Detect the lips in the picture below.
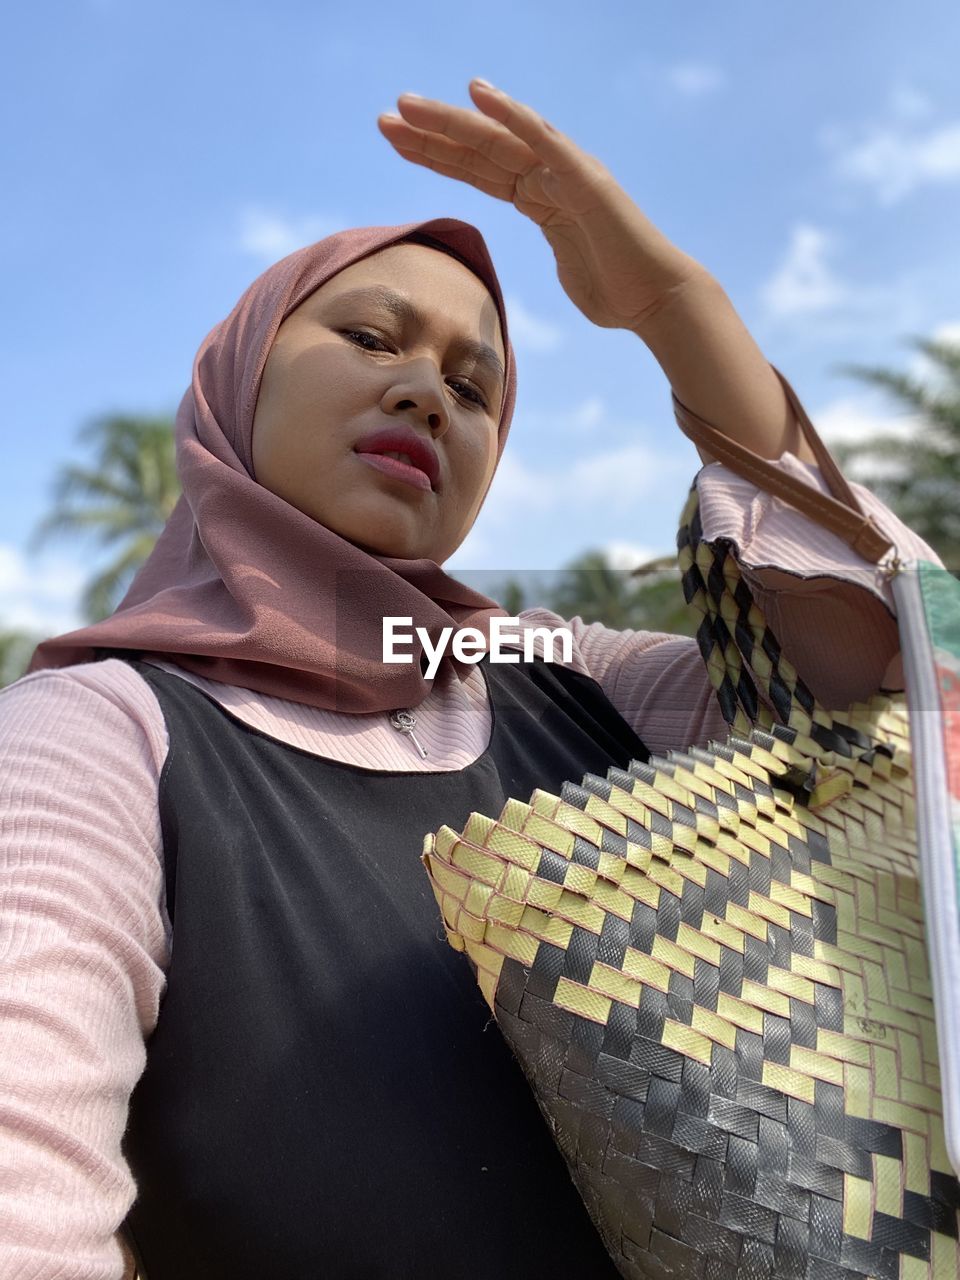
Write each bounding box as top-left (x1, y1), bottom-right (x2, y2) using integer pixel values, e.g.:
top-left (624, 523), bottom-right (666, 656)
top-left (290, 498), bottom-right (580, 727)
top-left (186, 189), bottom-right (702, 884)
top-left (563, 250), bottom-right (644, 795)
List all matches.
top-left (354, 425), bottom-right (440, 490)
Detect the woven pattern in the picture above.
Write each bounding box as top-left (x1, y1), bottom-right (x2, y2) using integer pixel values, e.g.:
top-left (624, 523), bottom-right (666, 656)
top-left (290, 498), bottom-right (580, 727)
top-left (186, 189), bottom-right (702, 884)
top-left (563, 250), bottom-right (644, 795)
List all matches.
top-left (421, 487), bottom-right (960, 1279)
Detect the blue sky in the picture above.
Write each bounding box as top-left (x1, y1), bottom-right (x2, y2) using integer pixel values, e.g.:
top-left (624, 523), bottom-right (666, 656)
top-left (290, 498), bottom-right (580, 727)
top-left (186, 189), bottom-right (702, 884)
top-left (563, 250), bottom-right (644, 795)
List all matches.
top-left (4, 0), bottom-right (959, 638)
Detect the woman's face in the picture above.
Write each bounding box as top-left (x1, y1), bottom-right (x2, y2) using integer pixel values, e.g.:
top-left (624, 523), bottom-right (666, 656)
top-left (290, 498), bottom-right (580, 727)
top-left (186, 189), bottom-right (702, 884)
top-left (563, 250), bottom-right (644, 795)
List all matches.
top-left (251, 242), bottom-right (507, 563)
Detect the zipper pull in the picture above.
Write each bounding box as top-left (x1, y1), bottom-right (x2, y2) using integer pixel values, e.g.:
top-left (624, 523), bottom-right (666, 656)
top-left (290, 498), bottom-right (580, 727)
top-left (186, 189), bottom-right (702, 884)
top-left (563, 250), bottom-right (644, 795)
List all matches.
top-left (389, 709), bottom-right (428, 758)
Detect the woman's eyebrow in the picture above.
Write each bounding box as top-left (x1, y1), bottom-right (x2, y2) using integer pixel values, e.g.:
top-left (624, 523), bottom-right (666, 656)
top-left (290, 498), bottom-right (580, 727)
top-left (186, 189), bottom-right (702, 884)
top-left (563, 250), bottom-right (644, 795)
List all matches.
top-left (328, 285), bottom-right (506, 389)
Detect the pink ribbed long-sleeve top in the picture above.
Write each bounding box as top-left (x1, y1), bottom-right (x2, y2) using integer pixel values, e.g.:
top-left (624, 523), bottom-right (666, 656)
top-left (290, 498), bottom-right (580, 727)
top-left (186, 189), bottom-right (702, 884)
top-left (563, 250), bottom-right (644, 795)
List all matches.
top-left (0, 454), bottom-right (942, 1280)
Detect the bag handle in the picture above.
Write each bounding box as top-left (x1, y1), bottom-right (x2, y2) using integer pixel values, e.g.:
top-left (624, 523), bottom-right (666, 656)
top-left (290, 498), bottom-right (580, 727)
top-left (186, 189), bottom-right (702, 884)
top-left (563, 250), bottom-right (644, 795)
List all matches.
top-left (671, 363), bottom-right (894, 565)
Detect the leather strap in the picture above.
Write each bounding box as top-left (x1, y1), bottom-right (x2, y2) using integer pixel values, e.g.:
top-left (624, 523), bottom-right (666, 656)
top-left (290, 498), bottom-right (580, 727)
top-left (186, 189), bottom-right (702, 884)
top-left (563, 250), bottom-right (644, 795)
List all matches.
top-left (671, 363), bottom-right (894, 564)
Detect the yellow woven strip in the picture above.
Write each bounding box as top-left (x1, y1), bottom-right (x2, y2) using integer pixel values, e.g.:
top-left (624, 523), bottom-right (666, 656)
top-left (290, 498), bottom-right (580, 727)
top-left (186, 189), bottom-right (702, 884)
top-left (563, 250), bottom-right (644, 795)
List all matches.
top-left (725, 903), bottom-right (768, 942)
top-left (500, 862), bottom-right (531, 902)
top-left (527, 879), bottom-right (563, 912)
top-left (873, 1153), bottom-right (903, 1217)
top-left (746, 891), bottom-right (792, 930)
top-left (900, 1256), bottom-right (929, 1280)
top-left (429, 827), bottom-right (457, 861)
top-left (835, 929), bottom-right (885, 963)
top-left (768, 881), bottom-right (813, 917)
top-left (588, 961), bottom-right (644, 1008)
top-left (716, 993), bottom-right (765, 1034)
top-left (899, 1033), bottom-right (925, 1082)
top-left (462, 812), bottom-right (497, 845)
top-left (676, 922), bottom-right (721, 967)
top-left (652, 934), bottom-right (697, 979)
top-left (485, 825), bottom-right (540, 870)
top-left (872, 1097), bottom-right (930, 1136)
top-left (597, 849), bottom-right (629, 881)
top-left (844, 1064), bottom-right (872, 1119)
top-left (590, 880), bottom-right (635, 921)
top-left (603, 784), bottom-right (653, 826)
top-left (621, 867), bottom-right (661, 909)
top-left (453, 910), bottom-right (486, 943)
top-left (867, 1002), bottom-right (922, 1034)
top-left (738, 828), bottom-right (773, 860)
top-left (546, 799), bottom-right (603, 844)
top-left (662, 1019), bottom-right (714, 1066)
top-left (843, 1174), bottom-right (874, 1240)
top-left (902, 1129), bottom-right (930, 1194)
top-left (622, 947), bottom-right (672, 992)
top-left (646, 861), bottom-right (686, 898)
top-left (792, 955), bottom-right (842, 988)
top-left (932, 1228), bottom-right (960, 1280)
top-left (486, 894), bottom-right (526, 928)
top-left (476, 965), bottom-right (497, 1011)
top-left (900, 1080), bottom-right (943, 1112)
top-left (691, 1005), bottom-right (737, 1049)
top-left (555, 890), bottom-right (606, 933)
top-left (554, 977), bottom-right (611, 1025)
top-left (690, 842), bottom-right (731, 877)
top-left (699, 913), bottom-right (746, 953)
top-left (563, 863), bottom-right (599, 896)
top-left (789, 1045), bottom-right (844, 1086)
top-left (519, 905), bottom-right (574, 948)
top-left (465, 881), bottom-right (494, 916)
top-left (428, 857), bottom-right (473, 902)
top-left (524, 813), bottom-right (574, 859)
top-left (766, 966), bottom-right (815, 1005)
top-left (873, 1046), bottom-right (899, 1099)
top-left (816, 1028), bottom-right (872, 1066)
top-left (815, 941), bottom-right (869, 974)
top-left (462, 938), bottom-right (505, 979)
top-left (484, 922), bottom-right (540, 966)
top-left (451, 842), bottom-right (505, 887)
top-left (741, 979), bottom-right (790, 1018)
top-left (584, 793), bottom-right (627, 835)
top-left (497, 797), bottom-right (530, 833)
top-left (762, 1062), bottom-right (815, 1104)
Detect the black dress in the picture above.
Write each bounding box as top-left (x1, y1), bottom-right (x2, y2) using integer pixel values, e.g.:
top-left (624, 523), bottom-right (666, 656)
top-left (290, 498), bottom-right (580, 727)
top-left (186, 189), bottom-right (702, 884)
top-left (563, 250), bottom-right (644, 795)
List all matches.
top-left (117, 653), bottom-right (651, 1278)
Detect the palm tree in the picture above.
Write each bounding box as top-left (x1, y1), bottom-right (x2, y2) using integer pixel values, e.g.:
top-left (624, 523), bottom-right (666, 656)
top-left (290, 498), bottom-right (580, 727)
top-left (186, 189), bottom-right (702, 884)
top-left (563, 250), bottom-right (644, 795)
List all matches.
top-left (0, 628), bottom-right (44, 689)
top-left (28, 414), bottom-right (180, 622)
top-left (830, 336), bottom-right (960, 572)
top-left (544, 549), bottom-right (696, 635)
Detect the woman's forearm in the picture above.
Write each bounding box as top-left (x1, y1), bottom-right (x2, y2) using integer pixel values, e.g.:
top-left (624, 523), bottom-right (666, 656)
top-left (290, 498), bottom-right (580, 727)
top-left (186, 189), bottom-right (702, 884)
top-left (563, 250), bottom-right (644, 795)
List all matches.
top-left (633, 271), bottom-right (819, 466)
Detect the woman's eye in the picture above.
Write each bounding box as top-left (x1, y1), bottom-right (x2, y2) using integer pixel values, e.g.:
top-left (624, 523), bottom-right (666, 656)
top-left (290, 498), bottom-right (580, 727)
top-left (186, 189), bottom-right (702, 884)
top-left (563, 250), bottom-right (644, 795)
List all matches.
top-left (343, 329), bottom-right (388, 351)
top-left (343, 331), bottom-right (487, 410)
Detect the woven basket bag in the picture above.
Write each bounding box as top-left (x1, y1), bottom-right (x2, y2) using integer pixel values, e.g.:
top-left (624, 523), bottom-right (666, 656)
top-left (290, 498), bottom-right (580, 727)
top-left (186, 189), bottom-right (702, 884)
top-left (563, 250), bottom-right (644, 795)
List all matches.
top-left (421, 371), bottom-right (960, 1280)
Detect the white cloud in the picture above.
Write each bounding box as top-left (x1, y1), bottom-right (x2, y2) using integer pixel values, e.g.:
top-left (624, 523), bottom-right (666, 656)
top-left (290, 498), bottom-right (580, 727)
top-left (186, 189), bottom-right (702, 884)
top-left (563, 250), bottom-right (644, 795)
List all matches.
top-left (237, 207), bottom-right (347, 262)
top-left (814, 396), bottom-right (918, 447)
top-left (759, 224), bottom-right (850, 318)
top-left (502, 295), bottom-right (564, 352)
top-left (0, 545), bottom-right (86, 638)
top-left (824, 103), bottom-right (960, 205)
top-left (665, 63), bottom-right (726, 98)
top-left (602, 541), bottom-right (661, 571)
top-left (907, 319), bottom-right (960, 384)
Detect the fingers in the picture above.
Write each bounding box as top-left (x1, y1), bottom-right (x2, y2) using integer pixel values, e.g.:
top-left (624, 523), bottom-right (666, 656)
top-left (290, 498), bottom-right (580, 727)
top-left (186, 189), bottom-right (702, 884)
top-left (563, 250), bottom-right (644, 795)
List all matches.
top-left (467, 80), bottom-right (577, 175)
top-left (376, 113), bottom-right (517, 203)
top-left (390, 91), bottom-right (535, 175)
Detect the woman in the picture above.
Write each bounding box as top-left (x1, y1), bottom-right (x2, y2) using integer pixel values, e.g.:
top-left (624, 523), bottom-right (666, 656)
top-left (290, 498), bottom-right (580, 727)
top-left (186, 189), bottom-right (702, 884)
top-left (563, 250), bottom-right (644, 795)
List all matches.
top-left (0, 82), bottom-right (937, 1278)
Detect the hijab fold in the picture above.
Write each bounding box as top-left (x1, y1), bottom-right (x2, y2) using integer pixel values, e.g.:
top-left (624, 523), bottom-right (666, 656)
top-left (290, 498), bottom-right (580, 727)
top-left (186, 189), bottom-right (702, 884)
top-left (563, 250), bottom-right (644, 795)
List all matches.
top-left (25, 217), bottom-right (518, 713)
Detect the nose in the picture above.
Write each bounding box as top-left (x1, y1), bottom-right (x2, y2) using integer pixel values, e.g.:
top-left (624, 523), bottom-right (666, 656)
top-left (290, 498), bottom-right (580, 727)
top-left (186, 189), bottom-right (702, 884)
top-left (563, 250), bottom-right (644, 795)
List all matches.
top-left (380, 358), bottom-right (450, 437)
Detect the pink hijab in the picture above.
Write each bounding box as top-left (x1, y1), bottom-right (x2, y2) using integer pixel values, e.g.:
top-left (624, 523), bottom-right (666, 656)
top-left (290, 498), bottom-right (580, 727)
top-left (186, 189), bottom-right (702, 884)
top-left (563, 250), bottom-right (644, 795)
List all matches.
top-left (25, 217), bottom-right (518, 713)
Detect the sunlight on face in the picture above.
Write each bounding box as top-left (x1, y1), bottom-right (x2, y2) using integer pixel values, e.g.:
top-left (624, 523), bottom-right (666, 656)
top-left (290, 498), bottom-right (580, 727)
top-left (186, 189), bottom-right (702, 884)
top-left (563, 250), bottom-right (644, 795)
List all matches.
top-left (251, 242), bottom-right (507, 563)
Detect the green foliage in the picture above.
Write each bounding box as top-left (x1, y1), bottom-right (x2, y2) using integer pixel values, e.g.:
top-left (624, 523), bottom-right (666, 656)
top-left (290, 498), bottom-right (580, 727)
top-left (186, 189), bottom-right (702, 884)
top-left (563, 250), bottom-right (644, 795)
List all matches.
top-left (28, 413), bottom-right (180, 623)
top-left (830, 336), bottom-right (960, 573)
top-left (540, 549), bottom-right (696, 636)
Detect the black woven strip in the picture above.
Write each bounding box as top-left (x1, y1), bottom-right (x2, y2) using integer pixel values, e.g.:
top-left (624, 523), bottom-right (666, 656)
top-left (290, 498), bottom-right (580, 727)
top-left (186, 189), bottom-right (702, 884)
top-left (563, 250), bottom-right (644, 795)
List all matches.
top-left (756, 1115), bottom-right (789, 1176)
top-left (734, 1028), bottom-right (764, 1082)
top-left (526, 940), bottom-right (565, 1001)
top-left (816, 1080), bottom-right (846, 1135)
top-left (574, 832), bottom-right (604, 868)
top-left (767, 922), bottom-right (792, 970)
top-left (536, 846), bottom-right (569, 884)
top-left (774, 1213), bottom-right (809, 1279)
top-left (595, 1051), bottom-right (650, 1100)
top-left (655, 888), bottom-right (682, 943)
top-left (749, 855), bottom-right (773, 896)
top-left (679, 1056), bottom-right (712, 1118)
top-left (737, 1236), bottom-right (776, 1279)
top-left (815, 1133), bottom-right (872, 1179)
top-left (630, 1034), bottom-right (685, 1083)
top-left (785, 1153), bottom-right (844, 1200)
top-left (672, 1112), bottom-right (729, 1161)
top-left (789, 909), bottom-right (815, 959)
top-left (786, 1096), bottom-right (817, 1160)
top-left (712, 1045), bottom-right (739, 1100)
top-left (839, 1236), bottom-right (898, 1280)
top-left (736, 1079), bottom-right (788, 1125)
top-left (681, 879), bottom-right (706, 929)
top-left (719, 946), bottom-right (745, 997)
top-left (869, 1210), bottom-right (931, 1260)
top-left (789, 999), bottom-right (818, 1049)
top-left (629, 901), bottom-right (658, 956)
top-left (843, 1115), bottom-right (903, 1159)
top-left (693, 956), bottom-right (720, 1012)
top-left (902, 1187), bottom-right (960, 1236)
top-left (811, 899), bottom-right (839, 946)
top-left (727, 859), bottom-right (750, 908)
top-left (809, 1193), bottom-right (845, 1256)
top-left (931, 1168), bottom-right (960, 1209)
top-left (718, 1191), bottom-right (778, 1245)
top-left (743, 936), bottom-right (770, 986)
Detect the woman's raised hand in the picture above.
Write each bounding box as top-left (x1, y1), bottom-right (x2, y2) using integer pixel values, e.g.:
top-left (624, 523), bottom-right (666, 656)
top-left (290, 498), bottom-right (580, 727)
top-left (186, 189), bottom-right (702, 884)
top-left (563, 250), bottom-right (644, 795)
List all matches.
top-left (377, 79), bottom-right (709, 334)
